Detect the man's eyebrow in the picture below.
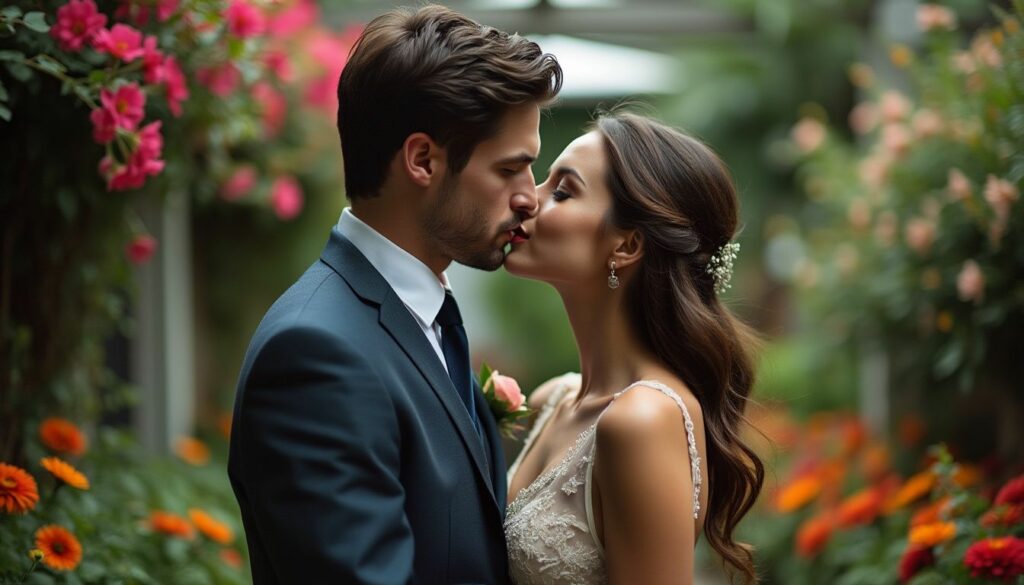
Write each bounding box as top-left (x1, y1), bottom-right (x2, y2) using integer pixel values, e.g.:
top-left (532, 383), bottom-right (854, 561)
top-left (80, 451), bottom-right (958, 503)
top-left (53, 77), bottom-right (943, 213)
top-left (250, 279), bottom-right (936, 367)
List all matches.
top-left (547, 165), bottom-right (587, 187)
top-left (495, 153), bottom-right (537, 166)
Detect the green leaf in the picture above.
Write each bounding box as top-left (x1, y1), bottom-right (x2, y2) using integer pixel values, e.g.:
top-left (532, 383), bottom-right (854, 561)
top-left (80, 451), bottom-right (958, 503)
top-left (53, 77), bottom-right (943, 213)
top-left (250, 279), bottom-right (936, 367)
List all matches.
top-left (0, 6), bottom-right (22, 20)
top-left (0, 104), bottom-right (9, 122)
top-left (933, 338), bottom-right (963, 379)
top-left (0, 49), bottom-right (25, 62)
top-left (22, 12), bottom-right (49, 33)
top-left (3, 61), bottom-right (30, 82)
top-left (0, 77), bottom-right (7, 100)
top-left (34, 54), bottom-right (66, 75)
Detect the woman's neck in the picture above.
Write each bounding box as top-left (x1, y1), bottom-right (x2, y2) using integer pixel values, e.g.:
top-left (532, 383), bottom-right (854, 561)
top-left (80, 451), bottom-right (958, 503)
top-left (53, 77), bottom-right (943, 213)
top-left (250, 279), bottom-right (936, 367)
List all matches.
top-left (557, 284), bottom-right (664, 401)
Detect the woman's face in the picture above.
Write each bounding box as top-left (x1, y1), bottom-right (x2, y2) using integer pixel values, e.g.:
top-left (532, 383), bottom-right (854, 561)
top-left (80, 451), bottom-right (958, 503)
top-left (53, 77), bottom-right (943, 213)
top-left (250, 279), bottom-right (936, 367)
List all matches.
top-left (504, 130), bottom-right (620, 287)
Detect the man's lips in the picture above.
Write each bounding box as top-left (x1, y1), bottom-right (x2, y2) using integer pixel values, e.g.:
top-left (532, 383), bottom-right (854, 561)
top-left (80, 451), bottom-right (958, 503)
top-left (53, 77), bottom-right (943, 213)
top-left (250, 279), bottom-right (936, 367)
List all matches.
top-left (509, 225), bottom-right (530, 244)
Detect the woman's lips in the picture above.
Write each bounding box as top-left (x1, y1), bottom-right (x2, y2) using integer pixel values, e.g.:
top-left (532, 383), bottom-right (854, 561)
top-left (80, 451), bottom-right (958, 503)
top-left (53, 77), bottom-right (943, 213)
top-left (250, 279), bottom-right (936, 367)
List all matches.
top-left (510, 226), bottom-right (530, 244)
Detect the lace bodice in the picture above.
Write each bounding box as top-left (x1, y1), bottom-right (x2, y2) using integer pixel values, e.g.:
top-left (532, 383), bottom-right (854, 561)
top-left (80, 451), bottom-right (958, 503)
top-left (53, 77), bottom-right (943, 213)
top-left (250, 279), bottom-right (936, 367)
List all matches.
top-left (504, 373), bottom-right (703, 585)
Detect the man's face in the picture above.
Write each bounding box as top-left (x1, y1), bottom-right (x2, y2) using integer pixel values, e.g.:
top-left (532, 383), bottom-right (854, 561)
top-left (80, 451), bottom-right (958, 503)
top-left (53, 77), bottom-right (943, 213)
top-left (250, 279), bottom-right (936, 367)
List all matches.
top-left (423, 103), bottom-right (541, 271)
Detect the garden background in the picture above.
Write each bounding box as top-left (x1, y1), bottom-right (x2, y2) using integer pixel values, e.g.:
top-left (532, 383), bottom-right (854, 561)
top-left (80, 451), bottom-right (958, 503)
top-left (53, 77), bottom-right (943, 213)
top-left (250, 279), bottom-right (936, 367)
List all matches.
top-left (1, 0), bottom-right (1022, 582)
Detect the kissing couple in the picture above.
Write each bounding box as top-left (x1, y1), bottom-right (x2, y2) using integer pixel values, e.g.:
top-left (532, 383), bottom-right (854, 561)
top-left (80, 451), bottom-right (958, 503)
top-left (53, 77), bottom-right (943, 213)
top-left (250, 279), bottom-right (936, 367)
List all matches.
top-left (228, 5), bottom-right (765, 584)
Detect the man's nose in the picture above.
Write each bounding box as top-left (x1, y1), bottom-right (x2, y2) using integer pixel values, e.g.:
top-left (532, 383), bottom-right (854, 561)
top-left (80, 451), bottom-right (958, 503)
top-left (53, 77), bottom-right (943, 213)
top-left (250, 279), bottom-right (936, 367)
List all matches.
top-left (511, 176), bottom-right (540, 218)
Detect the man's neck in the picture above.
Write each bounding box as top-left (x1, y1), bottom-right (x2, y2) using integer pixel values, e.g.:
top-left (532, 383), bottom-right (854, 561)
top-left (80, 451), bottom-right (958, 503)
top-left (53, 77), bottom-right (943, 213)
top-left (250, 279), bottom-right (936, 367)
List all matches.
top-left (349, 201), bottom-right (451, 277)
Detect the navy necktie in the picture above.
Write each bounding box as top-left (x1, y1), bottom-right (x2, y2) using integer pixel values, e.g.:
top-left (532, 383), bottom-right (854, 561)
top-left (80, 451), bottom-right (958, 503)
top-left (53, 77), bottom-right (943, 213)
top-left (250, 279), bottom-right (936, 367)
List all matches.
top-left (436, 291), bottom-right (480, 434)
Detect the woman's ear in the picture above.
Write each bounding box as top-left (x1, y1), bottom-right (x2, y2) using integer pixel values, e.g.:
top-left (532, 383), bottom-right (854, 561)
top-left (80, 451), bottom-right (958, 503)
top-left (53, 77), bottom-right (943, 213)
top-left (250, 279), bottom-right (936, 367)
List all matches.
top-left (610, 230), bottom-right (644, 270)
top-left (401, 133), bottom-right (445, 188)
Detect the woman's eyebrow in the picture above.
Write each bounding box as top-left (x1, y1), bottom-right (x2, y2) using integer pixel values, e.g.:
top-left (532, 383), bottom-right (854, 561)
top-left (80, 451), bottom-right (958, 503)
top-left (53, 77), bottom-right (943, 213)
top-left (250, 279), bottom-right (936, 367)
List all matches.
top-left (547, 165), bottom-right (586, 187)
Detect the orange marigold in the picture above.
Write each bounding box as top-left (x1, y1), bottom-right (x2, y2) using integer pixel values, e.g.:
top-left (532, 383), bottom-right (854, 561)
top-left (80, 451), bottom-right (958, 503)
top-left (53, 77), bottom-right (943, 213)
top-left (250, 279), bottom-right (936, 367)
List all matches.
top-left (189, 508), bottom-right (234, 544)
top-left (911, 497), bottom-right (951, 528)
top-left (34, 525), bottom-right (82, 571)
top-left (0, 462), bottom-right (39, 514)
top-left (909, 521), bottom-right (957, 548)
top-left (39, 418), bottom-right (87, 456)
top-left (963, 537), bottom-right (1024, 581)
top-left (149, 510), bottom-right (195, 539)
top-left (175, 437), bottom-right (210, 466)
top-left (837, 487), bottom-right (883, 528)
top-left (953, 464), bottom-right (983, 488)
top-left (40, 457), bottom-right (89, 490)
top-left (796, 513), bottom-right (833, 558)
top-left (776, 475), bottom-right (822, 513)
top-left (885, 471), bottom-right (936, 513)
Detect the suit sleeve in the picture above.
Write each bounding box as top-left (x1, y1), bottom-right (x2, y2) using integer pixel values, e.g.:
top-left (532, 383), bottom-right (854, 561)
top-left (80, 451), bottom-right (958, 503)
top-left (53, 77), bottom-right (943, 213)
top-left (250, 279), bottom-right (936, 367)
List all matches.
top-left (235, 325), bottom-right (413, 584)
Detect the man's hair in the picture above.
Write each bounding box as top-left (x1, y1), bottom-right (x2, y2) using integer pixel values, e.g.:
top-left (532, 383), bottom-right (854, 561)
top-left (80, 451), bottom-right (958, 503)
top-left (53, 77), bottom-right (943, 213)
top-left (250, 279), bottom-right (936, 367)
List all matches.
top-left (336, 5), bottom-right (563, 199)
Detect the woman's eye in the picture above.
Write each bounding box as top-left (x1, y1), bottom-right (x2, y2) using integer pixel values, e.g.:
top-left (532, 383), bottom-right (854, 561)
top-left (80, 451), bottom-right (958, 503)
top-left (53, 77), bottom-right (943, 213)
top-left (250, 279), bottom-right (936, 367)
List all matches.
top-left (551, 188), bottom-right (570, 202)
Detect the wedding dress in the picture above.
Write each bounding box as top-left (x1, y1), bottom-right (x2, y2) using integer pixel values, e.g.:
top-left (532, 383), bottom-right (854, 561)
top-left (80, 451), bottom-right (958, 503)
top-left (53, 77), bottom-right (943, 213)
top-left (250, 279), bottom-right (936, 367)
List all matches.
top-left (504, 373), bottom-right (703, 585)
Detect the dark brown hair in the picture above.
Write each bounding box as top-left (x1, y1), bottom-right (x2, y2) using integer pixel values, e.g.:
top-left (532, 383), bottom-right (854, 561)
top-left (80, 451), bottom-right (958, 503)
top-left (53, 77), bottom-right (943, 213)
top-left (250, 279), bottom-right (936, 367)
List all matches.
top-left (595, 112), bottom-right (765, 583)
top-left (336, 5), bottom-right (563, 199)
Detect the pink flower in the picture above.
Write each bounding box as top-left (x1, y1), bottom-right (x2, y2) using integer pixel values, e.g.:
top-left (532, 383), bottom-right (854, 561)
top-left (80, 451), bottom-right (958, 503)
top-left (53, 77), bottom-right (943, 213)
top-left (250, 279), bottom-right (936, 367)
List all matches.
top-left (847, 198), bottom-right (871, 231)
top-left (904, 218), bottom-right (936, 255)
top-left (882, 124), bottom-right (912, 157)
top-left (880, 91), bottom-right (911, 122)
top-left (225, 0), bottom-right (266, 38)
top-left (957, 260), bottom-right (985, 304)
top-left (303, 75), bottom-right (337, 113)
top-left (984, 175), bottom-right (1020, 219)
top-left (952, 51), bottom-right (976, 74)
top-left (859, 154), bottom-right (891, 189)
top-left (99, 121), bottom-right (165, 191)
top-left (948, 169), bottom-right (972, 201)
top-left (912, 109), bottom-right (944, 139)
top-left (90, 106), bottom-right (118, 143)
top-left (791, 118), bottom-right (826, 153)
top-left (971, 36), bottom-right (1002, 68)
top-left (221, 166), bottom-right (257, 201)
top-left (270, 176), bottom-right (303, 220)
top-left (101, 83), bottom-right (146, 130)
top-left (126, 234), bottom-right (158, 264)
top-left (142, 36), bottom-right (165, 84)
top-left (492, 374), bottom-right (525, 412)
top-left (849, 102), bottom-right (879, 135)
top-left (92, 24), bottom-right (146, 62)
top-left (50, 0), bottom-right (107, 52)
top-left (252, 82), bottom-right (287, 137)
top-left (916, 4), bottom-right (957, 31)
top-left (263, 50), bottom-right (293, 82)
top-left (266, 0), bottom-right (318, 39)
top-left (196, 63), bottom-right (240, 98)
top-left (162, 56), bottom-right (188, 116)
top-left (156, 0), bottom-right (179, 21)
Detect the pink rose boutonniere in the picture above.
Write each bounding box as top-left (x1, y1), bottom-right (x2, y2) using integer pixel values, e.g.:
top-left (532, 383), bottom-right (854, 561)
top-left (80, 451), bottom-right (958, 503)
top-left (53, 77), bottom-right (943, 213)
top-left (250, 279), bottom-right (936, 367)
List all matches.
top-left (479, 364), bottom-right (531, 438)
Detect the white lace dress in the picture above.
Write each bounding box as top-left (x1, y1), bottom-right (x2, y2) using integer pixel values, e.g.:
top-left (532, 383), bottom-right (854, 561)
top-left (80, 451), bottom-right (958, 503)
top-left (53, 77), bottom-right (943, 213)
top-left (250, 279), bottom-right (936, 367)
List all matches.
top-left (504, 373), bottom-right (703, 585)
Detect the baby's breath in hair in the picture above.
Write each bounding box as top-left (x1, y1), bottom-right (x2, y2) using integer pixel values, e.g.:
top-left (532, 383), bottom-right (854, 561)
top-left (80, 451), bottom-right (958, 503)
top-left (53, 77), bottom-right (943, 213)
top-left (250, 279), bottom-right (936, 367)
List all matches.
top-left (707, 242), bottom-right (740, 294)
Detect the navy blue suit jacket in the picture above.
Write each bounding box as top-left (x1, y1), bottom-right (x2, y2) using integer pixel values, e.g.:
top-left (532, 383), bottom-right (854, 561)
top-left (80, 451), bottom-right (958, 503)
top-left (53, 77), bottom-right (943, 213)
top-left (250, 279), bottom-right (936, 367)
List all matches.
top-left (228, 228), bottom-right (510, 584)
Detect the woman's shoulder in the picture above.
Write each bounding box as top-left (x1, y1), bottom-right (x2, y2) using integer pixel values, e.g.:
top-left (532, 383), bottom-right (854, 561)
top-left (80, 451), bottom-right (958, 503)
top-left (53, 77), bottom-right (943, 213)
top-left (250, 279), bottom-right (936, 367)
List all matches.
top-left (527, 371), bottom-right (581, 411)
top-left (596, 379), bottom-right (703, 451)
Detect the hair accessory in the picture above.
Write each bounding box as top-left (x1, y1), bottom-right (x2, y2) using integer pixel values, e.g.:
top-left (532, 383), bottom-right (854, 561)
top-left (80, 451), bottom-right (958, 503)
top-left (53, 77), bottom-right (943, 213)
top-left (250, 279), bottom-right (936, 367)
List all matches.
top-left (706, 242), bottom-right (740, 294)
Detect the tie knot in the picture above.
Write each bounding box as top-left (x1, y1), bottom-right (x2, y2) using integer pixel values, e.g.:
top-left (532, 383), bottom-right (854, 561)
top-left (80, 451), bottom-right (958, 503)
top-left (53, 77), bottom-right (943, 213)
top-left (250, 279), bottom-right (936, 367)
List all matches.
top-left (436, 291), bottom-right (463, 327)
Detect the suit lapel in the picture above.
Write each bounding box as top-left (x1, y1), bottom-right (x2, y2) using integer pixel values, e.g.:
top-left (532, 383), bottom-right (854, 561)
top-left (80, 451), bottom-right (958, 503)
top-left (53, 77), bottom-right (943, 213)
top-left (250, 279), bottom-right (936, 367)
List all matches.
top-left (474, 378), bottom-right (508, 516)
top-left (320, 229), bottom-right (498, 512)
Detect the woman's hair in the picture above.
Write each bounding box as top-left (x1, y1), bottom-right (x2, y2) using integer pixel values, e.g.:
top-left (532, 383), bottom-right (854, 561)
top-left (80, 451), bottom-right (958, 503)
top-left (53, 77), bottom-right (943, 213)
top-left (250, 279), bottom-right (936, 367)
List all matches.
top-left (594, 111), bottom-right (764, 583)
top-left (337, 5), bottom-right (562, 199)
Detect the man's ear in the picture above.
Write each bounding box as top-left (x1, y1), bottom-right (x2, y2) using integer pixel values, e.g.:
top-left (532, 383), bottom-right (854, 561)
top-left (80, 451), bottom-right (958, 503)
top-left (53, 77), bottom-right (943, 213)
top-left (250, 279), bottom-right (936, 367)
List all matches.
top-left (609, 230), bottom-right (644, 270)
top-left (401, 133), bottom-right (445, 188)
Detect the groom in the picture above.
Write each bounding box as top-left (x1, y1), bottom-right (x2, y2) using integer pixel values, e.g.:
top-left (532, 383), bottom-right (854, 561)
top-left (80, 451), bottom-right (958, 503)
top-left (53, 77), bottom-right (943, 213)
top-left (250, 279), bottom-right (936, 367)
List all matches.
top-left (228, 5), bottom-right (562, 584)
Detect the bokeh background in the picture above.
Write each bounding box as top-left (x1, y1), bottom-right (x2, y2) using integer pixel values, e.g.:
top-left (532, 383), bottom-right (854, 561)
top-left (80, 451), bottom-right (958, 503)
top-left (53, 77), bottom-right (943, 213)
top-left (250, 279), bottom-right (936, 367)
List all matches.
top-left (2, 0), bottom-right (1022, 582)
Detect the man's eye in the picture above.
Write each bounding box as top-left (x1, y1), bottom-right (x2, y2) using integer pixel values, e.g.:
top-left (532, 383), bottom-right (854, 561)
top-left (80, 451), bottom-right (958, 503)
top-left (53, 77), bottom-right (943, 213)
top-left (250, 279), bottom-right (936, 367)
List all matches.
top-left (551, 189), bottom-right (570, 202)
top-left (501, 168), bottom-right (518, 177)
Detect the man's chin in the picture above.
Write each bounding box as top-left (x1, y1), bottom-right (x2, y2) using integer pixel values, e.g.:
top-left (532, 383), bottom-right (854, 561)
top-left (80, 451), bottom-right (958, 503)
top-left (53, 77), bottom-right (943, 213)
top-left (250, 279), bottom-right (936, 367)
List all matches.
top-left (453, 247), bottom-right (507, 272)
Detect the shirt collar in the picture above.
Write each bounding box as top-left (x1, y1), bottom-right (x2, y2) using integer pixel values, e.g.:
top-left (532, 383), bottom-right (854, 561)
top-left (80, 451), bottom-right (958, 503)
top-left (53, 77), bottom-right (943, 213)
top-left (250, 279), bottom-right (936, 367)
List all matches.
top-left (337, 208), bottom-right (449, 326)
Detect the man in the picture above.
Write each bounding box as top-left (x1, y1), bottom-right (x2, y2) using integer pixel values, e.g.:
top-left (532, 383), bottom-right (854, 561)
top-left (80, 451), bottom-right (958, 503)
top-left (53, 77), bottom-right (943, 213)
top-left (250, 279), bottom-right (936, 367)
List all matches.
top-left (228, 5), bottom-right (562, 584)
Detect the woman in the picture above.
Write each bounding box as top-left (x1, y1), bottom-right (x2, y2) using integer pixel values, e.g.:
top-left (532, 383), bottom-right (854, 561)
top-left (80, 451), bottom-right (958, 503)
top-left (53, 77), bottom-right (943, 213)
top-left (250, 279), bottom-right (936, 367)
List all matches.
top-left (503, 112), bottom-right (764, 584)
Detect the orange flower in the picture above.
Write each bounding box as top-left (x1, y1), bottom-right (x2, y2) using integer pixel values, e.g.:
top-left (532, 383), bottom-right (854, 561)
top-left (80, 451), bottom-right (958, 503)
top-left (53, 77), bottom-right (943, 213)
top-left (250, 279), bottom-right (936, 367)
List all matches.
top-left (189, 508), bottom-right (234, 544)
top-left (0, 462), bottom-right (39, 514)
top-left (40, 457), bottom-right (89, 490)
top-left (218, 413), bottom-right (233, 439)
top-left (149, 510), bottom-right (195, 539)
top-left (776, 475), bottom-right (822, 513)
top-left (175, 437), bottom-right (210, 466)
top-left (953, 464), bottom-right (983, 488)
top-left (911, 497), bottom-right (951, 528)
top-left (39, 418), bottom-right (87, 456)
top-left (909, 521), bottom-right (957, 548)
top-left (837, 488), bottom-right (883, 528)
top-left (860, 443), bottom-right (891, 482)
top-left (220, 548), bottom-right (243, 569)
top-left (34, 525), bottom-right (82, 571)
top-left (796, 513), bottom-right (833, 558)
top-left (884, 471), bottom-right (936, 513)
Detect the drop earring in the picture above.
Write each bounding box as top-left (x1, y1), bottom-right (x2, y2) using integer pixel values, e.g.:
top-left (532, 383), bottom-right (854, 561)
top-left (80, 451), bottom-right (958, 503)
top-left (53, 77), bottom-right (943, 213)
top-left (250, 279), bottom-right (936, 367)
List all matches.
top-left (608, 261), bottom-right (620, 290)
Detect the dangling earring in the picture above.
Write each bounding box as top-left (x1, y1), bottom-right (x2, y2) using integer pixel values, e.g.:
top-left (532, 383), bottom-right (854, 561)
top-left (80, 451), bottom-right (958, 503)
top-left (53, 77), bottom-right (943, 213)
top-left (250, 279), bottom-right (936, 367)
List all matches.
top-left (607, 261), bottom-right (620, 290)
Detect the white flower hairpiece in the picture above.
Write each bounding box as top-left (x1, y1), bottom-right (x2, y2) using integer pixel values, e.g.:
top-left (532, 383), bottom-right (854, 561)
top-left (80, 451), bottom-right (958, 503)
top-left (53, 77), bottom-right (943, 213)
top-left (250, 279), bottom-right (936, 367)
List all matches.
top-left (706, 242), bottom-right (740, 294)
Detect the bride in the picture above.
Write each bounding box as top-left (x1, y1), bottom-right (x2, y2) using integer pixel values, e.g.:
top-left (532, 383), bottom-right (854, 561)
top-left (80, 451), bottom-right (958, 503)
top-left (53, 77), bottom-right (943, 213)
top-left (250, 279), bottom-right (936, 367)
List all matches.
top-left (502, 112), bottom-right (764, 584)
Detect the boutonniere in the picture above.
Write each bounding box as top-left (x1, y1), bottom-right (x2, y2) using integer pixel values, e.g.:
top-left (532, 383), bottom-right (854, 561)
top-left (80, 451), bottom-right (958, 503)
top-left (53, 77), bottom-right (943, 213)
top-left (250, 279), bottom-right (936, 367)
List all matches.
top-left (478, 363), bottom-right (531, 438)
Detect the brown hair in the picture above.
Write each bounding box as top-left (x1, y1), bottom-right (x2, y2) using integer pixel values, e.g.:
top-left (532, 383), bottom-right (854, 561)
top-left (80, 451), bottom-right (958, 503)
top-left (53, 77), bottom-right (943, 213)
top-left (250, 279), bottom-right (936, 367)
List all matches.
top-left (595, 112), bottom-right (764, 583)
top-left (336, 5), bottom-right (563, 199)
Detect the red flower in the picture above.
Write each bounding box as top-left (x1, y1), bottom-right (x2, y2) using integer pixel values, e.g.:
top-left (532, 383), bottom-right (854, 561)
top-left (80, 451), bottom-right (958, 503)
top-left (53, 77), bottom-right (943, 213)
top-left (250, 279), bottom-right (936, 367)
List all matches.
top-left (837, 487), bottom-right (883, 528)
top-left (266, 0), bottom-right (317, 39)
top-left (796, 513), bottom-right (833, 558)
top-left (263, 50), bottom-right (293, 82)
top-left (225, 0), bottom-right (266, 38)
top-left (142, 36), bottom-right (165, 84)
top-left (995, 475), bottom-right (1024, 507)
top-left (221, 166), bottom-right (257, 201)
top-left (981, 505), bottom-right (1024, 528)
top-left (162, 56), bottom-right (189, 116)
top-left (95, 83), bottom-right (146, 137)
top-left (270, 176), bottom-right (303, 220)
top-left (899, 545), bottom-right (935, 583)
top-left (126, 234), bottom-right (157, 264)
top-left (50, 0), bottom-right (107, 52)
top-left (963, 537), bottom-right (1024, 581)
top-left (99, 121), bottom-right (165, 191)
top-left (252, 82), bottom-right (287, 138)
top-left (196, 63), bottom-right (241, 98)
top-left (93, 24), bottom-right (146, 62)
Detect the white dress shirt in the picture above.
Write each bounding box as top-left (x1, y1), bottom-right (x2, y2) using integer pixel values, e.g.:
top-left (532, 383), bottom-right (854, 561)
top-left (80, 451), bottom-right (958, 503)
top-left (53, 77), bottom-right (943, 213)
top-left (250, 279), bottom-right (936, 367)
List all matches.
top-left (337, 208), bottom-right (452, 372)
